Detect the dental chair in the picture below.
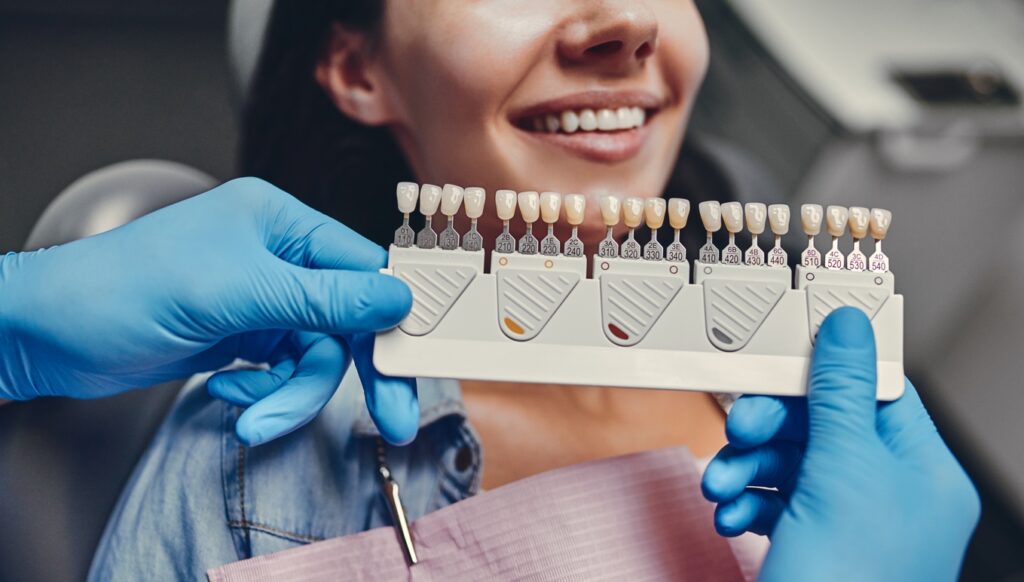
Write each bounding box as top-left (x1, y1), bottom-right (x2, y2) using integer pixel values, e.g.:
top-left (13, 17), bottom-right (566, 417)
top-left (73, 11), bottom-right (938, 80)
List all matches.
top-left (0, 160), bottom-right (216, 581)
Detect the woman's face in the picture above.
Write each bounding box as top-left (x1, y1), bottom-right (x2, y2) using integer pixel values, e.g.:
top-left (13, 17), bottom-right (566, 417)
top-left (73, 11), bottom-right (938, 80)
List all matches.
top-left (335, 0), bottom-right (708, 244)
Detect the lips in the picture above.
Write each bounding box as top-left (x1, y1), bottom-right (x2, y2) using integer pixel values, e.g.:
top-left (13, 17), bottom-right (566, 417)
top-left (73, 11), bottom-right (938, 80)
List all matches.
top-left (509, 90), bottom-right (663, 164)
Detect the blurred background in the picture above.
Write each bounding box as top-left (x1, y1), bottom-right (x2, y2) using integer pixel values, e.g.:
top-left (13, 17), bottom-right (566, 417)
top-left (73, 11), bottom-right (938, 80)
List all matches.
top-left (1, 0), bottom-right (1022, 580)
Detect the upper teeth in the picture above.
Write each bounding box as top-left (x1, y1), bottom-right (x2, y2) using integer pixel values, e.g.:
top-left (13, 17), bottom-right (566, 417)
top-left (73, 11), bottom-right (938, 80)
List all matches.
top-left (532, 107), bottom-right (647, 134)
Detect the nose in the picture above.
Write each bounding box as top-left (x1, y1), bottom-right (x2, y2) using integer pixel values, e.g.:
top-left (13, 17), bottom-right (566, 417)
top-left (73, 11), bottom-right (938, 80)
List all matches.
top-left (557, 1), bottom-right (659, 73)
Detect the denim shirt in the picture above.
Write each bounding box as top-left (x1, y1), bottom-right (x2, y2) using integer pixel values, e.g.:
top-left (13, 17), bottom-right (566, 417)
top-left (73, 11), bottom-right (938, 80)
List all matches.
top-left (87, 371), bottom-right (482, 581)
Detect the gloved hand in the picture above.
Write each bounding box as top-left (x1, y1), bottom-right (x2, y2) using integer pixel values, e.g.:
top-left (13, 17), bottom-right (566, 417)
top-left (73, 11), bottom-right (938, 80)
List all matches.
top-left (701, 307), bottom-right (980, 582)
top-left (0, 177), bottom-right (419, 446)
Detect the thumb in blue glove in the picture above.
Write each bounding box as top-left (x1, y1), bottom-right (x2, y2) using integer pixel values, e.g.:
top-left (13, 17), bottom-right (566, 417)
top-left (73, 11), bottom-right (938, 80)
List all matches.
top-left (701, 307), bottom-right (980, 582)
top-left (0, 178), bottom-right (419, 446)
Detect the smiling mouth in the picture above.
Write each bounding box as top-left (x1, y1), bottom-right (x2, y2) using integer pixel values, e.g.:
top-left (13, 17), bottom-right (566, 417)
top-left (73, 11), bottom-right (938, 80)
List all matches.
top-left (509, 92), bottom-right (663, 163)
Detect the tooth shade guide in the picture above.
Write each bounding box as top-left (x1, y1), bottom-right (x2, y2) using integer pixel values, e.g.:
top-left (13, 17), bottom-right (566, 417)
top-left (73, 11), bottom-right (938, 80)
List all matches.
top-left (642, 199), bottom-right (666, 261)
top-left (665, 198), bottom-right (689, 263)
top-left (619, 197), bottom-right (644, 260)
top-left (845, 207), bottom-right (869, 273)
top-left (382, 185), bottom-right (903, 401)
top-left (744, 243), bottom-right (765, 266)
top-left (415, 184), bottom-right (443, 249)
top-left (800, 204), bottom-right (824, 237)
top-left (437, 185), bottom-right (464, 250)
top-left (868, 208), bottom-right (892, 273)
top-left (801, 240), bottom-right (822, 269)
top-left (824, 241), bottom-right (846, 271)
top-left (697, 201), bottom-right (722, 264)
top-left (394, 183), bottom-right (418, 248)
top-left (561, 193), bottom-right (586, 258)
top-left (494, 189), bottom-right (517, 254)
top-left (768, 245), bottom-right (788, 268)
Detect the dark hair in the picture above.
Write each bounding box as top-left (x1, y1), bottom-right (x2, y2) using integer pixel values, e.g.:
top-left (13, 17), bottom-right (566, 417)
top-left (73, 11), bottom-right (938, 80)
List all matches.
top-left (241, 0), bottom-right (410, 245)
top-left (242, 0), bottom-right (732, 249)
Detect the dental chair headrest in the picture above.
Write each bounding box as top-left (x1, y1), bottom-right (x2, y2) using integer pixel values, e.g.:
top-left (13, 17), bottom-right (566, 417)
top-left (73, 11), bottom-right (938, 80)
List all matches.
top-left (227, 0), bottom-right (276, 107)
top-left (25, 159), bottom-right (216, 250)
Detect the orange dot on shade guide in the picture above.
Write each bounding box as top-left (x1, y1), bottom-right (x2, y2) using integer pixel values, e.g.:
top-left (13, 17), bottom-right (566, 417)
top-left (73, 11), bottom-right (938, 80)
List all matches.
top-left (504, 317), bottom-right (525, 335)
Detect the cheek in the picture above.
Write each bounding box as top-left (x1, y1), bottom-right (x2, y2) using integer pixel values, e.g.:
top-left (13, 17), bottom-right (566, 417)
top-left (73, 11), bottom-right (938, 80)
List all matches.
top-left (383, 6), bottom-right (553, 143)
top-left (656, 3), bottom-right (710, 105)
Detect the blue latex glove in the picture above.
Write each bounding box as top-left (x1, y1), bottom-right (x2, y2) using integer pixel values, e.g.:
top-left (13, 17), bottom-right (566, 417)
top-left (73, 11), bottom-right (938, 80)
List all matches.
top-left (702, 307), bottom-right (980, 582)
top-left (0, 178), bottom-right (419, 446)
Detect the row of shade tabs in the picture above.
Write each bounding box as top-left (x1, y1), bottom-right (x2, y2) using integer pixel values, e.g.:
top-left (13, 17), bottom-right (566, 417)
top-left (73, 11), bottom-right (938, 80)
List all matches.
top-left (393, 183), bottom-right (892, 274)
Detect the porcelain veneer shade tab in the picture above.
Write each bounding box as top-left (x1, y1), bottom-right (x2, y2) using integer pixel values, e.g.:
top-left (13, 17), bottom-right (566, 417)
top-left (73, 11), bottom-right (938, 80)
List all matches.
top-left (826, 206), bottom-right (849, 237)
top-left (801, 204), bottom-right (823, 236)
top-left (540, 192), bottom-right (562, 224)
top-left (699, 201), bottom-right (722, 232)
top-left (564, 194), bottom-right (586, 226)
top-left (721, 202), bottom-right (744, 234)
top-left (463, 187), bottom-right (486, 219)
top-left (495, 190), bottom-right (518, 221)
top-left (440, 184), bottom-right (465, 217)
top-left (396, 182), bottom-right (419, 214)
top-left (623, 197), bottom-right (644, 229)
top-left (768, 204), bottom-right (790, 236)
top-left (644, 199), bottom-right (667, 230)
top-left (848, 207), bottom-right (870, 239)
top-left (517, 191), bottom-right (540, 223)
top-left (870, 208), bottom-right (893, 240)
top-left (600, 195), bottom-right (622, 226)
top-left (418, 184), bottom-right (442, 216)
top-left (668, 199), bottom-right (690, 230)
top-left (745, 203), bottom-right (767, 235)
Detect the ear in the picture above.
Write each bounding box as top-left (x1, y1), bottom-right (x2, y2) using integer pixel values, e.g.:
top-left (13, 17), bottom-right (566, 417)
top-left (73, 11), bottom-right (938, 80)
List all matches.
top-left (315, 23), bottom-right (397, 126)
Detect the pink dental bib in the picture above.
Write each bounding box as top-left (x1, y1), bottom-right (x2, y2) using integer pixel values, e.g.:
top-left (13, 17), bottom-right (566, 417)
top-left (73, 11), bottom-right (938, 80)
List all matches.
top-left (208, 447), bottom-right (762, 581)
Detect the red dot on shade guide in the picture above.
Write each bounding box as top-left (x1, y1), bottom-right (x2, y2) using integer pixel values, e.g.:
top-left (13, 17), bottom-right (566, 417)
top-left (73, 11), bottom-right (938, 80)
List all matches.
top-left (608, 323), bottom-right (629, 341)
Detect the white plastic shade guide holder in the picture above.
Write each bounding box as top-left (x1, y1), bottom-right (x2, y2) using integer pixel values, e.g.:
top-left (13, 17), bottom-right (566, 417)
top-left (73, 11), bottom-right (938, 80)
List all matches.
top-left (376, 245), bottom-right (905, 401)
top-left (376, 186), bottom-right (905, 402)
top-left (384, 246), bottom-right (483, 336)
top-left (594, 257), bottom-right (687, 347)
top-left (694, 262), bottom-right (789, 352)
top-left (493, 252), bottom-right (584, 341)
top-left (796, 266), bottom-right (895, 342)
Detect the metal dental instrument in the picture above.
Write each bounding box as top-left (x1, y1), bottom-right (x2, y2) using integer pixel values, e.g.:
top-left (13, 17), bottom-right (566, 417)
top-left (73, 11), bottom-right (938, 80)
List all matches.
top-left (376, 440), bottom-right (418, 566)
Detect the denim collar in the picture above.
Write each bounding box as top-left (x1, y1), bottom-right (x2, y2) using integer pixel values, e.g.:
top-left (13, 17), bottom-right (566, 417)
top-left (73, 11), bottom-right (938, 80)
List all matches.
top-left (352, 377), bottom-right (466, 438)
